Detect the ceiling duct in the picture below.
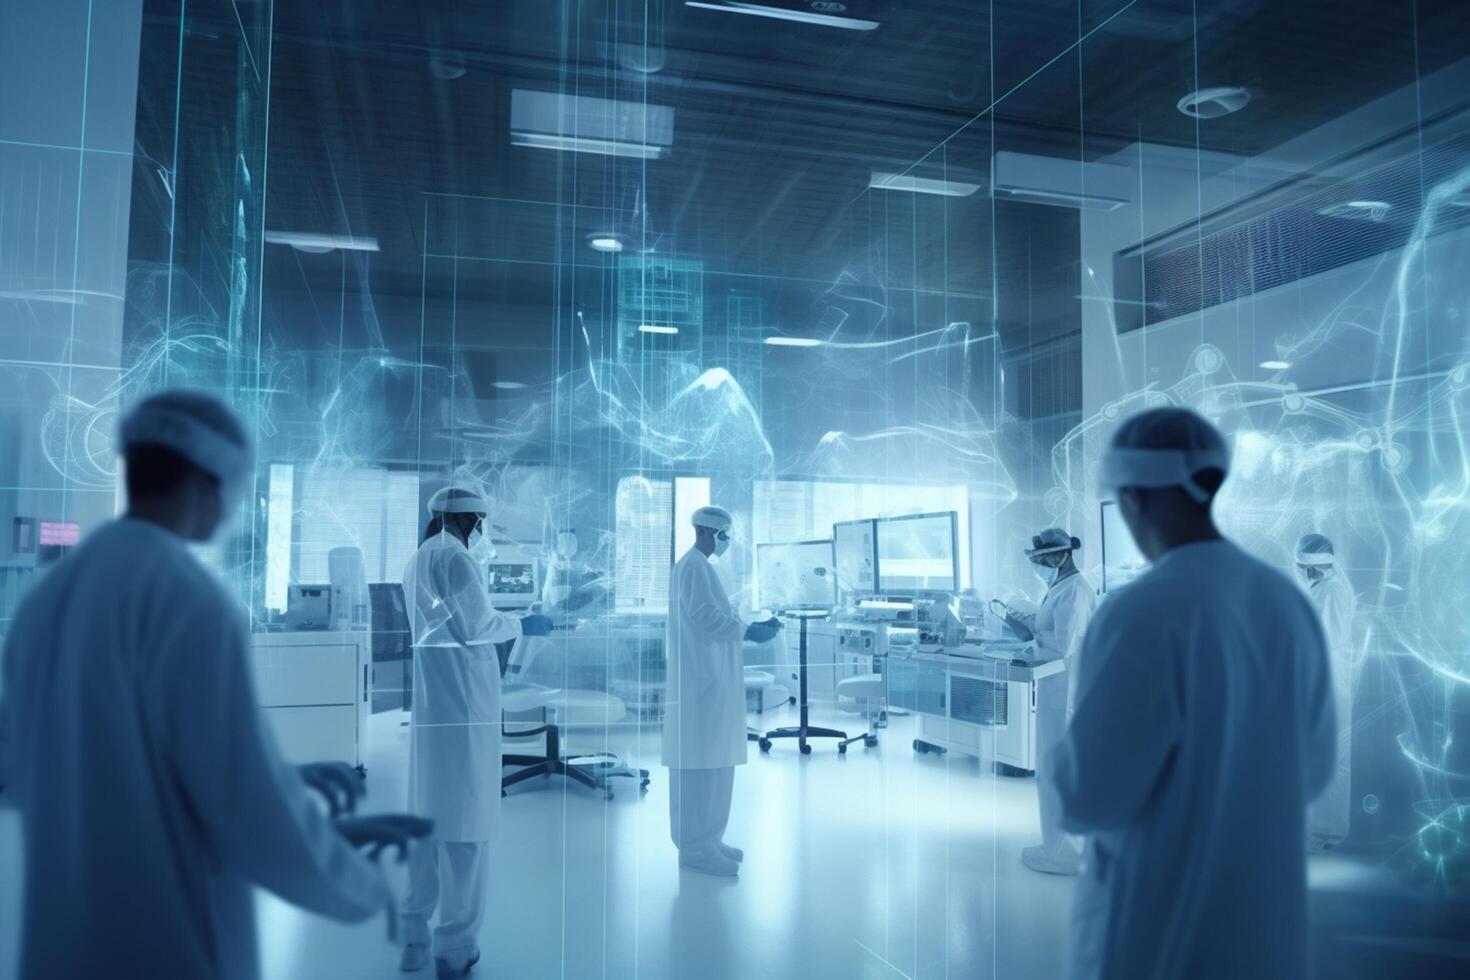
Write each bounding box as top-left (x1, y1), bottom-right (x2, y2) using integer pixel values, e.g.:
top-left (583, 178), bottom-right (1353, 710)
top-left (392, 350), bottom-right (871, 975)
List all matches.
top-left (992, 151), bottom-right (1133, 211)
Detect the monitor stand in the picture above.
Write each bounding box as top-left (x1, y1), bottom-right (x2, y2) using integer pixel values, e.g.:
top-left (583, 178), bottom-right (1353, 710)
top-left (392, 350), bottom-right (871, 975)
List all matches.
top-left (759, 609), bottom-right (846, 755)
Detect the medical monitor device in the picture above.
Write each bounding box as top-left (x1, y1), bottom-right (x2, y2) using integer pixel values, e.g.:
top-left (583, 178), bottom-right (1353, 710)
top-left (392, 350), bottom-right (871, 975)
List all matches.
top-left (283, 584), bottom-right (332, 629)
top-left (875, 511), bottom-right (959, 595)
top-left (486, 560), bottom-right (539, 608)
top-left (756, 539), bottom-right (837, 612)
top-left (832, 518), bottom-right (878, 597)
top-left (1100, 500), bottom-right (1146, 593)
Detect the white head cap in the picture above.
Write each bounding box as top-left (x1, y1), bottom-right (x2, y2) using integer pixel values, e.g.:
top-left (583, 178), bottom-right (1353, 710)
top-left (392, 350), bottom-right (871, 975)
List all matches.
top-left (428, 484), bottom-right (489, 515)
top-left (118, 389), bottom-right (252, 485)
top-left (1099, 407), bottom-right (1230, 505)
top-left (1026, 527), bottom-right (1080, 558)
top-left (691, 505), bottom-right (733, 531)
top-left (1295, 532), bottom-right (1335, 567)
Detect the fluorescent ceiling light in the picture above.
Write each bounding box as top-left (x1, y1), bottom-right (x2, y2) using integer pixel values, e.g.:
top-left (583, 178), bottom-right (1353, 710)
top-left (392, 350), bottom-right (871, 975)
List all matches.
top-left (685, 2), bottom-right (879, 31)
top-left (764, 336), bottom-right (823, 347)
top-left (586, 233), bottom-right (625, 253)
top-left (264, 231), bottom-right (379, 253)
top-left (1259, 360), bottom-right (1291, 371)
top-left (511, 90), bottom-right (673, 159)
top-left (639, 324), bottom-right (679, 335)
top-left (869, 171), bottom-right (980, 197)
top-left (511, 132), bottom-right (666, 159)
top-left (1317, 200), bottom-right (1391, 222)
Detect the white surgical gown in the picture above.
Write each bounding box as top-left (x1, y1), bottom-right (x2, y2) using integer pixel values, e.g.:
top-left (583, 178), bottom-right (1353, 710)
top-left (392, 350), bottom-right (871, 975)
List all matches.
top-left (1048, 540), bottom-right (1335, 980)
top-left (662, 547), bottom-right (748, 770)
top-left (0, 518), bottom-right (387, 980)
top-left (403, 532), bottom-right (521, 842)
top-left (1032, 570), bottom-right (1096, 862)
top-left (1305, 571), bottom-right (1358, 848)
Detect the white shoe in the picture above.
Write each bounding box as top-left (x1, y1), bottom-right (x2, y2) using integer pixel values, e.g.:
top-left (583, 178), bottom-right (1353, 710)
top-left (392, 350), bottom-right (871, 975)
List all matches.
top-left (399, 943), bottom-right (430, 972)
top-left (717, 842), bottom-right (744, 863)
top-left (1021, 844), bottom-right (1080, 876)
top-left (679, 845), bottom-right (739, 877)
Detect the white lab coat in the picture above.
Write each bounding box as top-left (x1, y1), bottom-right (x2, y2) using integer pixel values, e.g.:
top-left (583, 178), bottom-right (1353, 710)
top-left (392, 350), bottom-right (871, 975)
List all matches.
top-left (0, 518), bottom-right (387, 980)
top-left (662, 547), bottom-right (748, 770)
top-left (1048, 540), bottom-right (1335, 980)
top-left (1032, 570), bottom-right (1097, 861)
top-left (1306, 571), bottom-right (1358, 847)
top-left (403, 532), bottom-right (521, 842)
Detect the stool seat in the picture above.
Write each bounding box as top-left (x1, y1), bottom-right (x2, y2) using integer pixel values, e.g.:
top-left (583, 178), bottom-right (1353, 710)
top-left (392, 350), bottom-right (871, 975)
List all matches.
top-left (744, 668), bottom-right (776, 691)
top-left (837, 674), bottom-right (884, 700)
top-left (544, 689), bottom-right (627, 727)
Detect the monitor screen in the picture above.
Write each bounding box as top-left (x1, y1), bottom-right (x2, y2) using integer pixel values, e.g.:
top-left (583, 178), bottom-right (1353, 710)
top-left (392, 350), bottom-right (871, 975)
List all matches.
top-left (756, 539), bottom-right (837, 611)
top-left (876, 511), bottom-right (958, 594)
top-left (487, 562), bottom-right (538, 599)
top-left (833, 519), bottom-right (877, 596)
top-left (1100, 500), bottom-right (1146, 592)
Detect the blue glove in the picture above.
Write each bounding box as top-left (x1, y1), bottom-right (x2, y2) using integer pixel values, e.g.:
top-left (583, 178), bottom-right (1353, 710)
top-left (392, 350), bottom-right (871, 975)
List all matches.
top-left (520, 614), bottom-right (554, 637)
top-left (744, 623), bottom-right (778, 644)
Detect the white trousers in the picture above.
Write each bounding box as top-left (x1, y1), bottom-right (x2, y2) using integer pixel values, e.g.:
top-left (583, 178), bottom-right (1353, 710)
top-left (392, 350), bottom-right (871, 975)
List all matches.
top-left (402, 838), bottom-right (489, 963)
top-left (1307, 672), bottom-right (1355, 848)
top-left (669, 766), bottom-right (735, 853)
top-left (1034, 672), bottom-right (1082, 862)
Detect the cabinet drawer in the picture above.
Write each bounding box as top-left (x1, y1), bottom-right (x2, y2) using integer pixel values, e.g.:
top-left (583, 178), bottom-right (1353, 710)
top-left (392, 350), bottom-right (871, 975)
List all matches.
top-left (262, 705), bottom-right (358, 766)
top-left (253, 644), bottom-right (358, 706)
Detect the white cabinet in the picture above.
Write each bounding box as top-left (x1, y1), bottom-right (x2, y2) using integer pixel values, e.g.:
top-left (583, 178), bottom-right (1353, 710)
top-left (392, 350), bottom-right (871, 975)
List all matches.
top-left (250, 630), bottom-right (371, 770)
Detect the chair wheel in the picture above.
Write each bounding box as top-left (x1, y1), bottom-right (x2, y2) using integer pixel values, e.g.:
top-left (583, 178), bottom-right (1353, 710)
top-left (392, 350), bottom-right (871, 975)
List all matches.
top-left (838, 744), bottom-right (847, 755)
top-left (913, 739), bottom-right (928, 753)
top-left (759, 739), bottom-right (771, 752)
top-left (866, 736), bottom-right (878, 747)
top-left (788, 696), bottom-right (797, 705)
top-left (800, 744), bottom-right (812, 755)
top-left (605, 791), bottom-right (615, 801)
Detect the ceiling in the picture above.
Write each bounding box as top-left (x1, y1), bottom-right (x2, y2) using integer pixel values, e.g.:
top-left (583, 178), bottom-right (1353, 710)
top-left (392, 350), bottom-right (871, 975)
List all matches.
top-left (139, 0), bottom-right (1470, 361)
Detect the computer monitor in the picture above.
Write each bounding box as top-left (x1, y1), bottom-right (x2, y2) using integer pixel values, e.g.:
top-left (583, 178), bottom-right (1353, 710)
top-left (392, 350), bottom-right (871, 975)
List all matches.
top-left (487, 560), bottom-right (539, 608)
top-left (875, 511), bottom-right (959, 595)
top-left (1100, 500), bottom-right (1146, 593)
top-left (833, 518), bottom-right (877, 597)
top-left (756, 539), bottom-right (837, 612)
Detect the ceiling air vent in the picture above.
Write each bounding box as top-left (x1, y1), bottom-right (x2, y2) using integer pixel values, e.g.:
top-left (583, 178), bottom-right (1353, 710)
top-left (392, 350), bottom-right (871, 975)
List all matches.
top-left (992, 152), bottom-right (1132, 211)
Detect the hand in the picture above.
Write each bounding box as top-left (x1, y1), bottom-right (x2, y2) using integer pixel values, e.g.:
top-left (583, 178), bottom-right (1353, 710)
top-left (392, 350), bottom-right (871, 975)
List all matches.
top-left (762, 616), bottom-right (785, 631)
top-left (299, 762), bottom-right (364, 818)
top-left (520, 614), bottom-right (555, 637)
top-left (745, 623), bottom-right (778, 644)
top-left (335, 814), bottom-right (434, 862)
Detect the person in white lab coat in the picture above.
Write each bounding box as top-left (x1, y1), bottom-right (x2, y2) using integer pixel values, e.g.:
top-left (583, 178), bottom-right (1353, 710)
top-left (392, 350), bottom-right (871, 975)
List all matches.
top-left (400, 485), bottom-right (553, 977)
top-left (1048, 407), bottom-right (1336, 980)
top-left (0, 390), bottom-right (426, 980)
top-left (1297, 532), bottom-right (1359, 853)
top-left (1018, 527), bottom-right (1096, 876)
top-left (662, 505), bottom-right (781, 877)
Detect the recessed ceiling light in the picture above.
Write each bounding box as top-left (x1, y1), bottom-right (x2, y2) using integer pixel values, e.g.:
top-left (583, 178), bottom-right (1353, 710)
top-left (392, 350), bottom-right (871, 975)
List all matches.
top-left (264, 231), bottom-right (379, 253)
top-left (868, 171), bottom-right (980, 197)
top-left (764, 336), bottom-right (824, 347)
top-left (1259, 360), bottom-right (1291, 371)
top-left (685, 1), bottom-right (879, 31)
top-left (427, 50), bottom-right (466, 80)
top-left (1176, 86), bottom-right (1251, 119)
top-left (639, 324), bottom-right (679, 335)
top-left (1317, 200), bottom-right (1392, 222)
top-left (511, 132), bottom-right (667, 159)
top-left (586, 233), bottom-right (625, 253)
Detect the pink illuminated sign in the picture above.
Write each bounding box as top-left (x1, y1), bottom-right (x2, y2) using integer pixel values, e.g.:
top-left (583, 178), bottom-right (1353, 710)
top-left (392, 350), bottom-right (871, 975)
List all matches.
top-left (39, 522), bottom-right (80, 546)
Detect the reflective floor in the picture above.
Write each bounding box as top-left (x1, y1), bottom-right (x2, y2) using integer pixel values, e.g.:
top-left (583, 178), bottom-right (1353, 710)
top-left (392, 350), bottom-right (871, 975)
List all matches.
top-left (0, 703), bottom-right (1441, 980)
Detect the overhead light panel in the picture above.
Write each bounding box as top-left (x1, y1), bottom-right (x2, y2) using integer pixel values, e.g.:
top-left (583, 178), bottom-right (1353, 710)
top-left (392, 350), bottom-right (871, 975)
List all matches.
top-left (511, 89), bottom-right (674, 159)
top-left (685, 1), bottom-right (879, 30)
top-left (264, 231), bottom-right (380, 254)
top-left (869, 171), bottom-right (980, 197)
top-left (992, 152), bottom-right (1131, 211)
top-left (586, 233), bottom-right (626, 253)
top-left (764, 335), bottom-right (823, 347)
top-left (639, 324), bottom-right (679, 335)
top-left (1259, 360), bottom-right (1291, 371)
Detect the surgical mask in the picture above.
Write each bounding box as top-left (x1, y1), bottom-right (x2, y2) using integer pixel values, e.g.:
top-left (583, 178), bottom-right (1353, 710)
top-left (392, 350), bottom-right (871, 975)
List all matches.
top-left (713, 530), bottom-right (731, 558)
top-left (467, 519), bottom-right (495, 562)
